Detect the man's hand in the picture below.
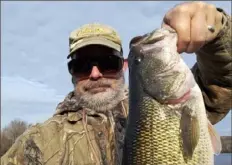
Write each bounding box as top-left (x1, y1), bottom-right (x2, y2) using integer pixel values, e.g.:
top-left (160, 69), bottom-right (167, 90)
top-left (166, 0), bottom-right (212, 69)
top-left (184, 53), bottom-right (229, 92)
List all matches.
top-left (162, 1), bottom-right (224, 53)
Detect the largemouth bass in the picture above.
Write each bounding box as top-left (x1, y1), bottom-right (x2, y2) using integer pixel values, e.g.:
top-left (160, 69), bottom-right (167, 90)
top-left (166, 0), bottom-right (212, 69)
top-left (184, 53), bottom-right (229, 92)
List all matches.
top-left (122, 27), bottom-right (222, 165)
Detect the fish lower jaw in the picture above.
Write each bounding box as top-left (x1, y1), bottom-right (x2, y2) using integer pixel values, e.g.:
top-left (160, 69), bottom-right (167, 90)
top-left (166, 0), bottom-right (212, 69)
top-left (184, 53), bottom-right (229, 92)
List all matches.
top-left (165, 89), bottom-right (191, 105)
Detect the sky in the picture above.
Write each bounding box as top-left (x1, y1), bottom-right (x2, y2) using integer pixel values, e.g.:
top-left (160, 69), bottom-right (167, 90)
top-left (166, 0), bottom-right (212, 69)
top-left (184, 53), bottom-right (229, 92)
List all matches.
top-left (1, 1), bottom-right (231, 136)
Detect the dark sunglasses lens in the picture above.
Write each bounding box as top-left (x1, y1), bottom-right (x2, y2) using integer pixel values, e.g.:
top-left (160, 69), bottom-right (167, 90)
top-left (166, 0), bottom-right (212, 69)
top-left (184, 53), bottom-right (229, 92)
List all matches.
top-left (68, 59), bottom-right (92, 75)
top-left (98, 56), bottom-right (123, 73)
top-left (69, 55), bottom-right (123, 75)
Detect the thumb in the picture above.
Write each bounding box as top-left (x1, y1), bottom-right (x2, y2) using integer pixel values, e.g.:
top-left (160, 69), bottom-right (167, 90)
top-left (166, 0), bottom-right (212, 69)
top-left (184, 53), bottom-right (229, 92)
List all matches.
top-left (161, 21), bottom-right (170, 28)
top-left (161, 22), bottom-right (182, 53)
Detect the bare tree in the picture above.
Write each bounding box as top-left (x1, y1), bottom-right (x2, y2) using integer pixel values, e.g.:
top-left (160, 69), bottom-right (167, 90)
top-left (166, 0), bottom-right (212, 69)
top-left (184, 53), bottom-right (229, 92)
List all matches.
top-left (1, 119), bottom-right (31, 157)
top-left (0, 131), bottom-right (12, 157)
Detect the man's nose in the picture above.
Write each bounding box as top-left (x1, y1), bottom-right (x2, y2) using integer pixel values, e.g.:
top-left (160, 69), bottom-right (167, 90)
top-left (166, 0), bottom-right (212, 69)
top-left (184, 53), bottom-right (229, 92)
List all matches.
top-left (89, 66), bottom-right (103, 79)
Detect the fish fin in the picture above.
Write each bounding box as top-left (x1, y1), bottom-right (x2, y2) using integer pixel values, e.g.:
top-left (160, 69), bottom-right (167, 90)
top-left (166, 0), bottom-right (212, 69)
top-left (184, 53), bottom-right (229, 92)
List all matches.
top-left (208, 120), bottom-right (222, 155)
top-left (180, 107), bottom-right (200, 159)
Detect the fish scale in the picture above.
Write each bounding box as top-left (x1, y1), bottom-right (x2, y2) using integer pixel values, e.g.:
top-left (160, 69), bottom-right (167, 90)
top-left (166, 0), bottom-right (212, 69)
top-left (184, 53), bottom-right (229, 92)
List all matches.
top-left (124, 95), bottom-right (213, 165)
top-left (122, 27), bottom-right (221, 165)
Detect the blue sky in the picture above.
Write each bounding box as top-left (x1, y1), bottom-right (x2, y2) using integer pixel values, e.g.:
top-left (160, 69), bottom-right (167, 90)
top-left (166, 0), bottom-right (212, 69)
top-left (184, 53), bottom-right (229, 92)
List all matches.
top-left (1, 1), bottom-right (231, 136)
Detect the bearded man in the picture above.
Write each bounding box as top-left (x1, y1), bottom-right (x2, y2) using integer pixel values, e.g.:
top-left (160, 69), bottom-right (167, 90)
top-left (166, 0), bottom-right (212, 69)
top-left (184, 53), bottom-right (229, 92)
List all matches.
top-left (1, 1), bottom-right (231, 165)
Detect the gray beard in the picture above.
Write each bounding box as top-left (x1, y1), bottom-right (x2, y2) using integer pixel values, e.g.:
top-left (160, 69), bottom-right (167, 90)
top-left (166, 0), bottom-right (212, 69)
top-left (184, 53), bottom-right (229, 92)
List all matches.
top-left (74, 77), bottom-right (127, 113)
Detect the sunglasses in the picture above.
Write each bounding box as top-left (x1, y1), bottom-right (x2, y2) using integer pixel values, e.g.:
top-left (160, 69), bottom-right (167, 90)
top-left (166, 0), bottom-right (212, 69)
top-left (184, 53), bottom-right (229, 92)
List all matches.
top-left (68, 54), bottom-right (124, 75)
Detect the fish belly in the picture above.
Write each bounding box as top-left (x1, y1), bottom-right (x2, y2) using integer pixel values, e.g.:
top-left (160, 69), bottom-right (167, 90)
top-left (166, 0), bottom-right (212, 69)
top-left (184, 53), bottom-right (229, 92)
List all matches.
top-left (123, 95), bottom-right (213, 165)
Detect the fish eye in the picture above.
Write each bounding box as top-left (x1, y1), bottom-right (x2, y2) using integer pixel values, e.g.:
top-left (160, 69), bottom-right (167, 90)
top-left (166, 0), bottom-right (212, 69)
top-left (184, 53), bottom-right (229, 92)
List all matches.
top-left (134, 50), bottom-right (144, 65)
top-left (135, 56), bottom-right (142, 64)
top-left (129, 45), bottom-right (144, 65)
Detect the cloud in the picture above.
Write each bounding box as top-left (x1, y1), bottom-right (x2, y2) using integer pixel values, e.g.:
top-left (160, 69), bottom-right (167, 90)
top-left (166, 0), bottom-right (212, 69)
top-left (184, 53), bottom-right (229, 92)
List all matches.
top-left (1, 76), bottom-right (65, 127)
top-left (1, 101), bottom-right (58, 129)
top-left (1, 76), bottom-right (64, 103)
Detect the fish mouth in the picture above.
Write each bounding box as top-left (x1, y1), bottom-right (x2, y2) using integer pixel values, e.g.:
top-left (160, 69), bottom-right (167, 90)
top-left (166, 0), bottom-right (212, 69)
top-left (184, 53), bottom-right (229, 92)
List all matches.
top-left (165, 89), bottom-right (191, 104)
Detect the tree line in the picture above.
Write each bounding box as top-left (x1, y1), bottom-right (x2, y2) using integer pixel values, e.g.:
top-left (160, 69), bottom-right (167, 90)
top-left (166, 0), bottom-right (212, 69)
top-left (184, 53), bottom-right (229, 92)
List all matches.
top-left (1, 119), bottom-right (31, 157)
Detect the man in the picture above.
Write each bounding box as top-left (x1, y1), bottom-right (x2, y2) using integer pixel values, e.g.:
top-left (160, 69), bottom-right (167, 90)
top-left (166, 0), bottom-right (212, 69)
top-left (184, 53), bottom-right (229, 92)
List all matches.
top-left (1, 1), bottom-right (231, 165)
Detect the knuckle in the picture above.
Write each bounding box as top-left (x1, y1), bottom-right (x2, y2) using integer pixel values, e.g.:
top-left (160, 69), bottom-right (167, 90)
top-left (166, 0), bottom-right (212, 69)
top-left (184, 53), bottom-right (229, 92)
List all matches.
top-left (180, 36), bottom-right (191, 45)
top-left (164, 10), bottom-right (176, 25)
top-left (186, 40), bottom-right (204, 53)
top-left (174, 5), bottom-right (189, 13)
top-left (194, 1), bottom-right (207, 8)
top-left (193, 36), bottom-right (205, 43)
top-left (216, 11), bottom-right (223, 23)
top-left (177, 23), bottom-right (189, 32)
top-left (207, 4), bottom-right (216, 10)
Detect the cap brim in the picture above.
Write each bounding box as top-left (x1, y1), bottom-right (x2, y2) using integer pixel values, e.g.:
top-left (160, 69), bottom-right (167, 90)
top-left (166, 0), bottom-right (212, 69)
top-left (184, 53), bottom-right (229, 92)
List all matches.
top-left (68, 36), bottom-right (121, 59)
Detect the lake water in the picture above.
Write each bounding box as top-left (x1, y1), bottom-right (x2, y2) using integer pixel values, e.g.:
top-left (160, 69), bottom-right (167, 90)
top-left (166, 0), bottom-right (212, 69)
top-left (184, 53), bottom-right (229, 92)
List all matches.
top-left (215, 154), bottom-right (231, 165)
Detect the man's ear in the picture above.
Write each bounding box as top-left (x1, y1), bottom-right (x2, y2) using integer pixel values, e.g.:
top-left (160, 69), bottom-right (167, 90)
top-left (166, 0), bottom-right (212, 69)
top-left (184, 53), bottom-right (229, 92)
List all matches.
top-left (123, 59), bottom-right (128, 72)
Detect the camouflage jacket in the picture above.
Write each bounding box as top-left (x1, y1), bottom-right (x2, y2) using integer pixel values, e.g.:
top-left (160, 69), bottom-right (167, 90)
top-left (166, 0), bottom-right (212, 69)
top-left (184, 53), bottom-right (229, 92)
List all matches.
top-left (192, 8), bottom-right (231, 124)
top-left (1, 8), bottom-right (231, 165)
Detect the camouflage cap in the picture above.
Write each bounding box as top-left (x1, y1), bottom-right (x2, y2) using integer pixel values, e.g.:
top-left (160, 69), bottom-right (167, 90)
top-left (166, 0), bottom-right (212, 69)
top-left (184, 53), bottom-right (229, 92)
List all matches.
top-left (67, 23), bottom-right (122, 59)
